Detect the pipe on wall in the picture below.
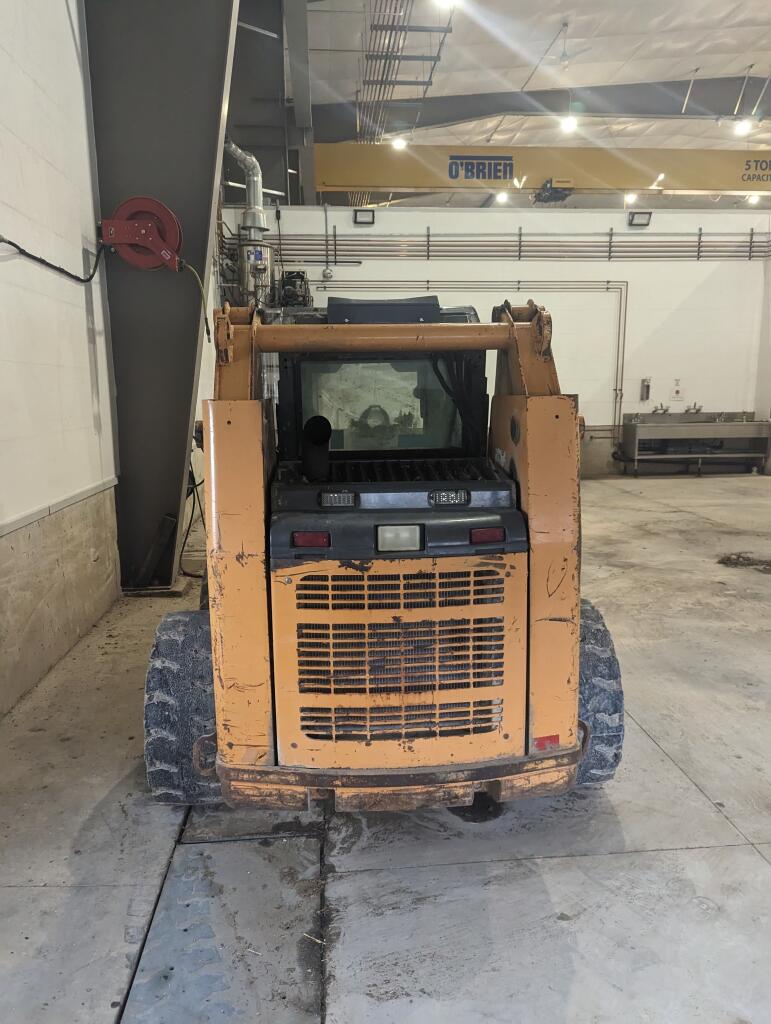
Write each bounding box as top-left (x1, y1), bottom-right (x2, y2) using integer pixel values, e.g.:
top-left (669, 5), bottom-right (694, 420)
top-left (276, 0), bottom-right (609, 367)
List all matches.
top-left (224, 138), bottom-right (267, 232)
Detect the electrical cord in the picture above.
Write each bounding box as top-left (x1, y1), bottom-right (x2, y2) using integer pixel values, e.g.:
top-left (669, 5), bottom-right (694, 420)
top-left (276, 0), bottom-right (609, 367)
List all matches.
top-left (1, 235), bottom-right (212, 347)
top-left (0, 235), bottom-right (105, 283)
top-left (179, 465), bottom-right (206, 579)
top-left (180, 261), bottom-right (212, 343)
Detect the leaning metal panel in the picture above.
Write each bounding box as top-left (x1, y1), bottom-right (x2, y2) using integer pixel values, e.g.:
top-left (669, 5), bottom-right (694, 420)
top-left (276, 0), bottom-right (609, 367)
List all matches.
top-left (85, 0), bottom-right (238, 587)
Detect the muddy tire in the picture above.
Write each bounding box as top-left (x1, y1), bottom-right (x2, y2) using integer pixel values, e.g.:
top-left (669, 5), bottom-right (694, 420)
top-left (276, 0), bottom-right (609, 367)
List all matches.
top-left (144, 610), bottom-right (221, 804)
top-left (577, 599), bottom-right (624, 785)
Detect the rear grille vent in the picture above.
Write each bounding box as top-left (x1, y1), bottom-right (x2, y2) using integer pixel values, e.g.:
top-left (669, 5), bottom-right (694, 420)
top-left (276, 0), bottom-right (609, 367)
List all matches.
top-left (297, 617), bottom-right (505, 694)
top-left (326, 458), bottom-right (499, 484)
top-left (295, 569), bottom-right (504, 611)
top-left (300, 698), bottom-right (504, 741)
top-left (279, 457), bottom-right (499, 484)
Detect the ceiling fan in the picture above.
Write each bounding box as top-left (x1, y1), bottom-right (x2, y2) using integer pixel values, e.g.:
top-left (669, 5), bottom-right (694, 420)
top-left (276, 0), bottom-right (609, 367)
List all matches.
top-left (543, 21), bottom-right (592, 71)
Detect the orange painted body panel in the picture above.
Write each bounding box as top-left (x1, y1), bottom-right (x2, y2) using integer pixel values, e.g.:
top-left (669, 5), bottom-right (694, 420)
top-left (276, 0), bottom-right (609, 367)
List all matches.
top-left (490, 394), bottom-right (580, 753)
top-left (204, 399), bottom-right (274, 767)
top-left (269, 554), bottom-right (528, 770)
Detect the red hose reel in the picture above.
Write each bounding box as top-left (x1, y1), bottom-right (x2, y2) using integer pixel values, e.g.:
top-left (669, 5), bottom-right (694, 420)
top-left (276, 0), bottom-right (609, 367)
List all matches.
top-left (99, 196), bottom-right (183, 271)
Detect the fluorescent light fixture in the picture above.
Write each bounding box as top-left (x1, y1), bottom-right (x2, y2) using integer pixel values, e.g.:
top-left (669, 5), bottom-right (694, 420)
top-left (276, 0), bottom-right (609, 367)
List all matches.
top-left (734, 119), bottom-right (752, 137)
top-left (628, 210), bottom-right (653, 228)
top-left (560, 115), bottom-right (578, 134)
top-left (391, 137), bottom-right (407, 150)
top-left (225, 180), bottom-right (284, 197)
top-left (495, 191), bottom-right (508, 203)
top-left (624, 192), bottom-right (638, 205)
top-left (747, 194), bottom-right (760, 205)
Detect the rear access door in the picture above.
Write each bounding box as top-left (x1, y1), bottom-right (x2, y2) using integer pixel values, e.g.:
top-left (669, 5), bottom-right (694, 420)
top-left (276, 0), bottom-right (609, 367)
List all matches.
top-left (270, 552), bottom-right (528, 771)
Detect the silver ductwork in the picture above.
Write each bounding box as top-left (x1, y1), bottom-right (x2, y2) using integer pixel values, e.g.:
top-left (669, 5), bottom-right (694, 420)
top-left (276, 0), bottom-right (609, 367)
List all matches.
top-left (224, 139), bottom-right (272, 304)
top-left (224, 138), bottom-right (268, 234)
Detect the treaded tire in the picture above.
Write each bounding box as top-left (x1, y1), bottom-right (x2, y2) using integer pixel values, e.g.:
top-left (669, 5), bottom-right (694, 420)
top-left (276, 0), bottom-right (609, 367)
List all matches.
top-left (577, 599), bottom-right (624, 785)
top-left (144, 610), bottom-right (221, 804)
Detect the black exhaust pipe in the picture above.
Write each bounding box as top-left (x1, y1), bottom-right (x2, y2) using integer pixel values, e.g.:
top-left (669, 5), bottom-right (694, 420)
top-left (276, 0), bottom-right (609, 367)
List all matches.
top-left (302, 415), bottom-right (332, 482)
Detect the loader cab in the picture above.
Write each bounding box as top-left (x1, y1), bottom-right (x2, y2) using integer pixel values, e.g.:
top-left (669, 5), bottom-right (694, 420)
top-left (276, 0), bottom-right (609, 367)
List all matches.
top-left (269, 298), bottom-right (527, 568)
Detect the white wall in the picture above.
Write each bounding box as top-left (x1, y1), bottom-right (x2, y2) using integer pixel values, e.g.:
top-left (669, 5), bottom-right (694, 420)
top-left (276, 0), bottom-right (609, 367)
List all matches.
top-left (0, 0), bottom-right (115, 533)
top-left (241, 205), bottom-right (770, 426)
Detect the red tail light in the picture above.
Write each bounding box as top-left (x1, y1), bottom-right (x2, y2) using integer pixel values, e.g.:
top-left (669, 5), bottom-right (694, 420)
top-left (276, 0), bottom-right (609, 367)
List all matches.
top-left (533, 734), bottom-right (560, 752)
top-left (291, 531), bottom-right (331, 548)
top-left (470, 526), bottom-right (505, 544)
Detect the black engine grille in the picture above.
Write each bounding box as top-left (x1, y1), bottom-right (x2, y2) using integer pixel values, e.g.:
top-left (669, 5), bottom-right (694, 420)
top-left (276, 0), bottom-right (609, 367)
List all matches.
top-left (282, 456), bottom-right (500, 484)
top-left (300, 698), bottom-right (504, 741)
top-left (296, 568), bottom-right (505, 611)
top-left (297, 617), bottom-right (505, 694)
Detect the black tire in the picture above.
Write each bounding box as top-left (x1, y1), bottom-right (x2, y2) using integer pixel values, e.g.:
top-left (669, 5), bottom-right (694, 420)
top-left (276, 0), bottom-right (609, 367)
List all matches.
top-left (144, 610), bottom-right (221, 804)
top-left (577, 599), bottom-right (624, 785)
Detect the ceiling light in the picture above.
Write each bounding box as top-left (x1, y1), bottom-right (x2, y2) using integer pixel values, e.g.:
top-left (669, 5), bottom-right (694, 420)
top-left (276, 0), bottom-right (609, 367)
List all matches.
top-left (391, 137), bottom-right (407, 150)
top-left (434, 0), bottom-right (458, 7)
top-left (734, 119), bottom-right (752, 137)
top-left (560, 115), bottom-right (578, 134)
top-left (625, 192), bottom-right (638, 205)
top-left (495, 192), bottom-right (508, 204)
top-left (747, 194), bottom-right (760, 205)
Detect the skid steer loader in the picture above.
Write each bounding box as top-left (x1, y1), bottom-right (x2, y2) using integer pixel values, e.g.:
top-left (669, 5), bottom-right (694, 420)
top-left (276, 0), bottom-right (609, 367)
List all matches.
top-left (144, 295), bottom-right (623, 811)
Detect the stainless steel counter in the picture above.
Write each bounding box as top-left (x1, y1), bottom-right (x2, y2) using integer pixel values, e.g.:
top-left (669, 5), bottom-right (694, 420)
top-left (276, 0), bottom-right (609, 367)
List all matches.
top-left (620, 414), bottom-right (771, 475)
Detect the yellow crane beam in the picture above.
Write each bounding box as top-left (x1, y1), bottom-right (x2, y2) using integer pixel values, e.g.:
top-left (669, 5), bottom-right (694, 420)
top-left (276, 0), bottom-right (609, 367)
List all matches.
top-left (314, 143), bottom-right (771, 195)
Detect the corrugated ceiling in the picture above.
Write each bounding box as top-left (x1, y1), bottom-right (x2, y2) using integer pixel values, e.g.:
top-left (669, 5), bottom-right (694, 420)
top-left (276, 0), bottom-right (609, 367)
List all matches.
top-left (305, 0), bottom-right (771, 149)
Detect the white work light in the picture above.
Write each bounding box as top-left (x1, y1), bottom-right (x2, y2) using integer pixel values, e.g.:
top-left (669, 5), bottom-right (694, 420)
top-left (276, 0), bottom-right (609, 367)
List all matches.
top-left (377, 525), bottom-right (422, 552)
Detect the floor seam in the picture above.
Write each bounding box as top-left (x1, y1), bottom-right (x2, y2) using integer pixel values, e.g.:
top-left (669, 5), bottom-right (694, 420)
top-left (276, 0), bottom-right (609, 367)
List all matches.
top-left (324, 840), bottom-right (753, 877)
top-left (0, 881), bottom-right (170, 890)
top-left (318, 804), bottom-right (331, 1024)
top-left (626, 709), bottom-right (754, 845)
top-left (180, 829), bottom-right (323, 845)
top-left (116, 804), bottom-right (190, 1023)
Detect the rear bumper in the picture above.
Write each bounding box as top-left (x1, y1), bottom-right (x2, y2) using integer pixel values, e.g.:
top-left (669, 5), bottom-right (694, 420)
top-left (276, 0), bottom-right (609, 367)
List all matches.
top-left (217, 736), bottom-right (585, 812)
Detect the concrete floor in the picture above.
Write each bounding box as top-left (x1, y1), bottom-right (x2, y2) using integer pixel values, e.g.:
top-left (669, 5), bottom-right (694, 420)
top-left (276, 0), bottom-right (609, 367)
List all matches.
top-left (1, 476), bottom-right (770, 1023)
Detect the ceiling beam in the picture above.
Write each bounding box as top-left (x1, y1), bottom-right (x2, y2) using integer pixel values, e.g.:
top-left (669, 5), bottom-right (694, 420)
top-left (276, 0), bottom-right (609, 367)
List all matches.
top-left (314, 76), bottom-right (771, 142)
top-left (314, 142), bottom-right (771, 195)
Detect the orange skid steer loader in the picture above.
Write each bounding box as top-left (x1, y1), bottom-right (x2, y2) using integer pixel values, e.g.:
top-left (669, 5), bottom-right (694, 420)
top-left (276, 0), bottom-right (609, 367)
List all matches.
top-left (144, 296), bottom-right (623, 812)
